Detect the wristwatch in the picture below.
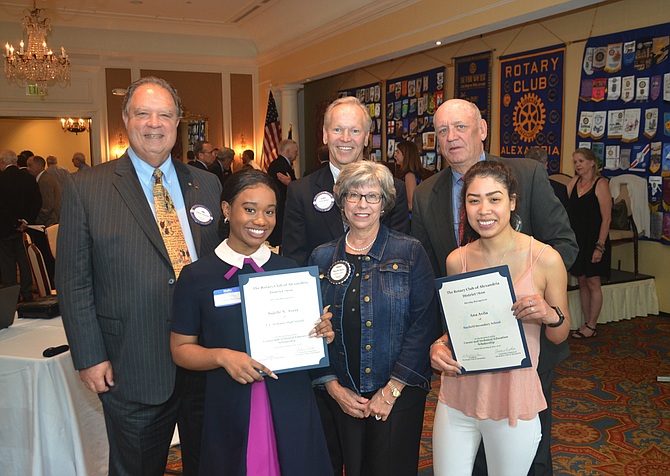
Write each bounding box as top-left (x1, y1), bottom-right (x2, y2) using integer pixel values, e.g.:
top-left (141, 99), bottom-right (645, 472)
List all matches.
top-left (388, 381), bottom-right (401, 398)
top-left (548, 306), bottom-right (565, 328)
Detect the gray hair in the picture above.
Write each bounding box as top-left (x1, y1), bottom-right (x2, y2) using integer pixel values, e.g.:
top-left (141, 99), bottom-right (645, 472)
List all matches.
top-left (278, 139), bottom-right (297, 154)
top-left (324, 96), bottom-right (372, 134)
top-left (217, 147), bottom-right (235, 161)
top-left (334, 161), bottom-right (396, 218)
top-left (122, 76), bottom-right (181, 119)
top-left (73, 152), bottom-right (86, 164)
top-left (0, 149), bottom-right (18, 165)
top-left (47, 155), bottom-right (58, 164)
top-left (30, 155), bottom-right (46, 168)
top-left (525, 147), bottom-right (548, 164)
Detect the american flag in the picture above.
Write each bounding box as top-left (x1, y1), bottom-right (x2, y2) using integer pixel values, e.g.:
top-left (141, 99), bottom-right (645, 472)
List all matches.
top-left (262, 91), bottom-right (281, 171)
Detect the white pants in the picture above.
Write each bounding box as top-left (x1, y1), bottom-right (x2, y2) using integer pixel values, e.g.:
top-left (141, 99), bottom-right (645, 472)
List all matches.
top-left (433, 401), bottom-right (541, 476)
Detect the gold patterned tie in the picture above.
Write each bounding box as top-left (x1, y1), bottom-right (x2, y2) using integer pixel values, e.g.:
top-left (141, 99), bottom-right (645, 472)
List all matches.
top-left (153, 169), bottom-right (191, 278)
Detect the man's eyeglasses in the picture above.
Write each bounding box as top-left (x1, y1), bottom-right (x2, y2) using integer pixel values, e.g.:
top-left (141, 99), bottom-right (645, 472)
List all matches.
top-left (344, 192), bottom-right (382, 204)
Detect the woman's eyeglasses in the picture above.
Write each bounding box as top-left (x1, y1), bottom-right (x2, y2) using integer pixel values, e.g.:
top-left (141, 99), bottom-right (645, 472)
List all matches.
top-left (344, 192), bottom-right (382, 204)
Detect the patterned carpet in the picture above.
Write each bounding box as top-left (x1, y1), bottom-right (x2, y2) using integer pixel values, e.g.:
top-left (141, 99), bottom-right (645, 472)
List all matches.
top-left (551, 315), bottom-right (670, 476)
top-left (165, 315), bottom-right (670, 476)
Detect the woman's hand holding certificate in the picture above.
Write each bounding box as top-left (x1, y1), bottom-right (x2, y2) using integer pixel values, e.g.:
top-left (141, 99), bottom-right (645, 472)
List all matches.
top-left (434, 266), bottom-right (531, 374)
top-left (239, 266), bottom-right (330, 374)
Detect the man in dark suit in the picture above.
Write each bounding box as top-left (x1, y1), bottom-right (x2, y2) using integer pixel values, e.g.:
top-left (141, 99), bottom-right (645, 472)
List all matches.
top-left (209, 147), bottom-right (234, 188)
top-left (267, 139), bottom-right (298, 246)
top-left (56, 77), bottom-right (222, 476)
top-left (412, 99), bottom-right (578, 476)
top-left (525, 147), bottom-right (570, 211)
top-left (0, 149), bottom-right (41, 301)
top-left (189, 140), bottom-right (216, 172)
top-left (283, 96), bottom-right (410, 268)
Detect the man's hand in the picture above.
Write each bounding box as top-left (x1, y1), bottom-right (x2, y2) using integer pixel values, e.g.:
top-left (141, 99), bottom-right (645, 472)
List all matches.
top-left (79, 361), bottom-right (114, 393)
top-left (276, 172), bottom-right (292, 186)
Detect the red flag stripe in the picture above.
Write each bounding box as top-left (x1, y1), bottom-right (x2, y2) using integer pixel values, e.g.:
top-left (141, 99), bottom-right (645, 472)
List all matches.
top-left (261, 92), bottom-right (282, 171)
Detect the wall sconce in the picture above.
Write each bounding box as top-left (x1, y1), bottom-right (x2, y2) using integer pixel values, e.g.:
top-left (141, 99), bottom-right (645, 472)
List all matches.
top-left (61, 118), bottom-right (90, 134)
top-left (237, 133), bottom-right (247, 156)
top-left (114, 133), bottom-right (127, 159)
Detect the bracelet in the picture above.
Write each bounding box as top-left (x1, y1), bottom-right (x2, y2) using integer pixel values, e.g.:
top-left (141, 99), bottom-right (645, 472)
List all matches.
top-left (430, 339), bottom-right (449, 351)
top-left (595, 242), bottom-right (605, 252)
top-left (381, 387), bottom-right (394, 405)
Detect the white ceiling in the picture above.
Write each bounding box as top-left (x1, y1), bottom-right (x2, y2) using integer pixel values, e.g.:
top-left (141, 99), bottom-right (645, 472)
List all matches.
top-left (0, 0), bottom-right (412, 56)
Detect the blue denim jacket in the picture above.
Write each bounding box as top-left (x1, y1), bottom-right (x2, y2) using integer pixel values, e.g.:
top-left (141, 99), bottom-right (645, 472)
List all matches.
top-left (309, 224), bottom-right (438, 394)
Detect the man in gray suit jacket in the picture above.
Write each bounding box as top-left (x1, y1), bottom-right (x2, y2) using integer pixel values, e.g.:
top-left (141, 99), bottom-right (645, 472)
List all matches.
top-left (27, 154), bottom-right (61, 284)
top-left (412, 99), bottom-right (577, 476)
top-left (56, 77), bottom-right (222, 476)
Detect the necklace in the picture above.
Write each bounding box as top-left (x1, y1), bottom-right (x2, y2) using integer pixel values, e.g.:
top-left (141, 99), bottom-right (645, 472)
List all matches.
top-left (578, 176), bottom-right (595, 196)
top-left (480, 231), bottom-right (516, 267)
top-left (345, 231), bottom-right (375, 252)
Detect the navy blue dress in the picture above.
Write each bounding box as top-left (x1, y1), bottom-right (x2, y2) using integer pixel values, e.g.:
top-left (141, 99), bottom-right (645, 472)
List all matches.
top-left (171, 251), bottom-right (332, 476)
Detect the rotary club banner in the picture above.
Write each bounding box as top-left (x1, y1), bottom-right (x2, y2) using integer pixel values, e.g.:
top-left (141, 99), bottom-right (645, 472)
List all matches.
top-left (454, 51), bottom-right (492, 153)
top-left (499, 44), bottom-right (566, 173)
top-left (576, 22), bottom-right (670, 245)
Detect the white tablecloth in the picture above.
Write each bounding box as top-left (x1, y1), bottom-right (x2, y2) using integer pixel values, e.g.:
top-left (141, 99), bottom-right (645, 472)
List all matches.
top-left (568, 278), bottom-right (659, 329)
top-left (0, 317), bottom-right (108, 476)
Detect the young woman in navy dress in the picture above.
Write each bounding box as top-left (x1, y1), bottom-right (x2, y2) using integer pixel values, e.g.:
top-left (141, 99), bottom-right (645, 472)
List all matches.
top-left (171, 169), bottom-right (334, 476)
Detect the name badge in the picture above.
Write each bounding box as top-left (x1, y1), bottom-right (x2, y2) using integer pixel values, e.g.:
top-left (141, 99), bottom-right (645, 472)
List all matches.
top-left (190, 205), bottom-right (214, 225)
top-left (313, 191), bottom-right (335, 212)
top-left (213, 287), bottom-right (241, 307)
top-left (327, 261), bottom-right (351, 285)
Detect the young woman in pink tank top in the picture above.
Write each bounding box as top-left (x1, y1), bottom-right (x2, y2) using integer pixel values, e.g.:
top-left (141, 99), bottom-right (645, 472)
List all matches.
top-left (430, 161), bottom-right (570, 476)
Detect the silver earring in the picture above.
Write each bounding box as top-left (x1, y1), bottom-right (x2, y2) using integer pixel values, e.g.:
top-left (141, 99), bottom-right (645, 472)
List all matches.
top-left (224, 216), bottom-right (229, 224)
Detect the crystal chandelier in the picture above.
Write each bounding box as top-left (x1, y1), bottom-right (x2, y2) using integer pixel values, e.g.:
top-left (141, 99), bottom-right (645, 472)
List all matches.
top-left (3, 0), bottom-right (70, 94)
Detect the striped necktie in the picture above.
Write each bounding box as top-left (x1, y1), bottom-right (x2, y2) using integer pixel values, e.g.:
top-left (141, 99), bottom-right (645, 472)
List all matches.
top-left (153, 169), bottom-right (191, 278)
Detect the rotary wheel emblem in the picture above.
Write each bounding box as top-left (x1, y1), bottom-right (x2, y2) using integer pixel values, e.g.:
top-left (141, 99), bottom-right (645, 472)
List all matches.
top-left (513, 93), bottom-right (546, 143)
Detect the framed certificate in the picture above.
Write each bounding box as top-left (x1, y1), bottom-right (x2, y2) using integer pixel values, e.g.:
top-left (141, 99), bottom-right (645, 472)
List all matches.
top-left (239, 266), bottom-right (329, 374)
top-left (434, 265), bottom-right (531, 374)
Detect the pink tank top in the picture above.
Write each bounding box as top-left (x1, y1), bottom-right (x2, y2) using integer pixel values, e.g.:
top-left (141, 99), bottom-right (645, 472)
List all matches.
top-left (438, 237), bottom-right (548, 425)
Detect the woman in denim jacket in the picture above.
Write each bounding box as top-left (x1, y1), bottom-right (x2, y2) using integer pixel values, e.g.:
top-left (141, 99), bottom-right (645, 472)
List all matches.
top-left (309, 161), bottom-right (438, 476)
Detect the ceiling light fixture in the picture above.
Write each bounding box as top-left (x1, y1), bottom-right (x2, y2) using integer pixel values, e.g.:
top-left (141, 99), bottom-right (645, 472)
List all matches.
top-left (61, 118), bottom-right (90, 134)
top-left (3, 0), bottom-right (70, 94)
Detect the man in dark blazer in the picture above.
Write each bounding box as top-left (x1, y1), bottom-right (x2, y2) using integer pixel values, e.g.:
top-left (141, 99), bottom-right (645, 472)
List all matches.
top-left (283, 96), bottom-right (410, 268)
top-left (189, 140), bottom-right (216, 172)
top-left (525, 147), bottom-right (570, 211)
top-left (412, 99), bottom-right (578, 476)
top-left (56, 77), bottom-right (222, 476)
top-left (209, 147), bottom-right (234, 188)
top-left (267, 139), bottom-right (298, 246)
top-left (0, 149), bottom-right (41, 302)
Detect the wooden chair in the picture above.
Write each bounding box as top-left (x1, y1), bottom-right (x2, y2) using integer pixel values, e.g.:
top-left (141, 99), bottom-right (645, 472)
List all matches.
top-left (45, 224), bottom-right (59, 260)
top-left (608, 184), bottom-right (639, 277)
top-left (22, 232), bottom-right (54, 298)
top-left (548, 172), bottom-right (572, 186)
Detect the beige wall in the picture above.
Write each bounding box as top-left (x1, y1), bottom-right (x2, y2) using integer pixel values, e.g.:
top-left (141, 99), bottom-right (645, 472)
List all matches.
top-left (230, 73), bottom-right (255, 168)
top-left (301, 0), bottom-right (670, 311)
top-left (0, 118), bottom-right (90, 171)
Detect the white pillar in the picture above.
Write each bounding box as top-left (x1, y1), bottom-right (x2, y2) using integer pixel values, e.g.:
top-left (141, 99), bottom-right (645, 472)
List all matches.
top-left (277, 83), bottom-right (303, 176)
